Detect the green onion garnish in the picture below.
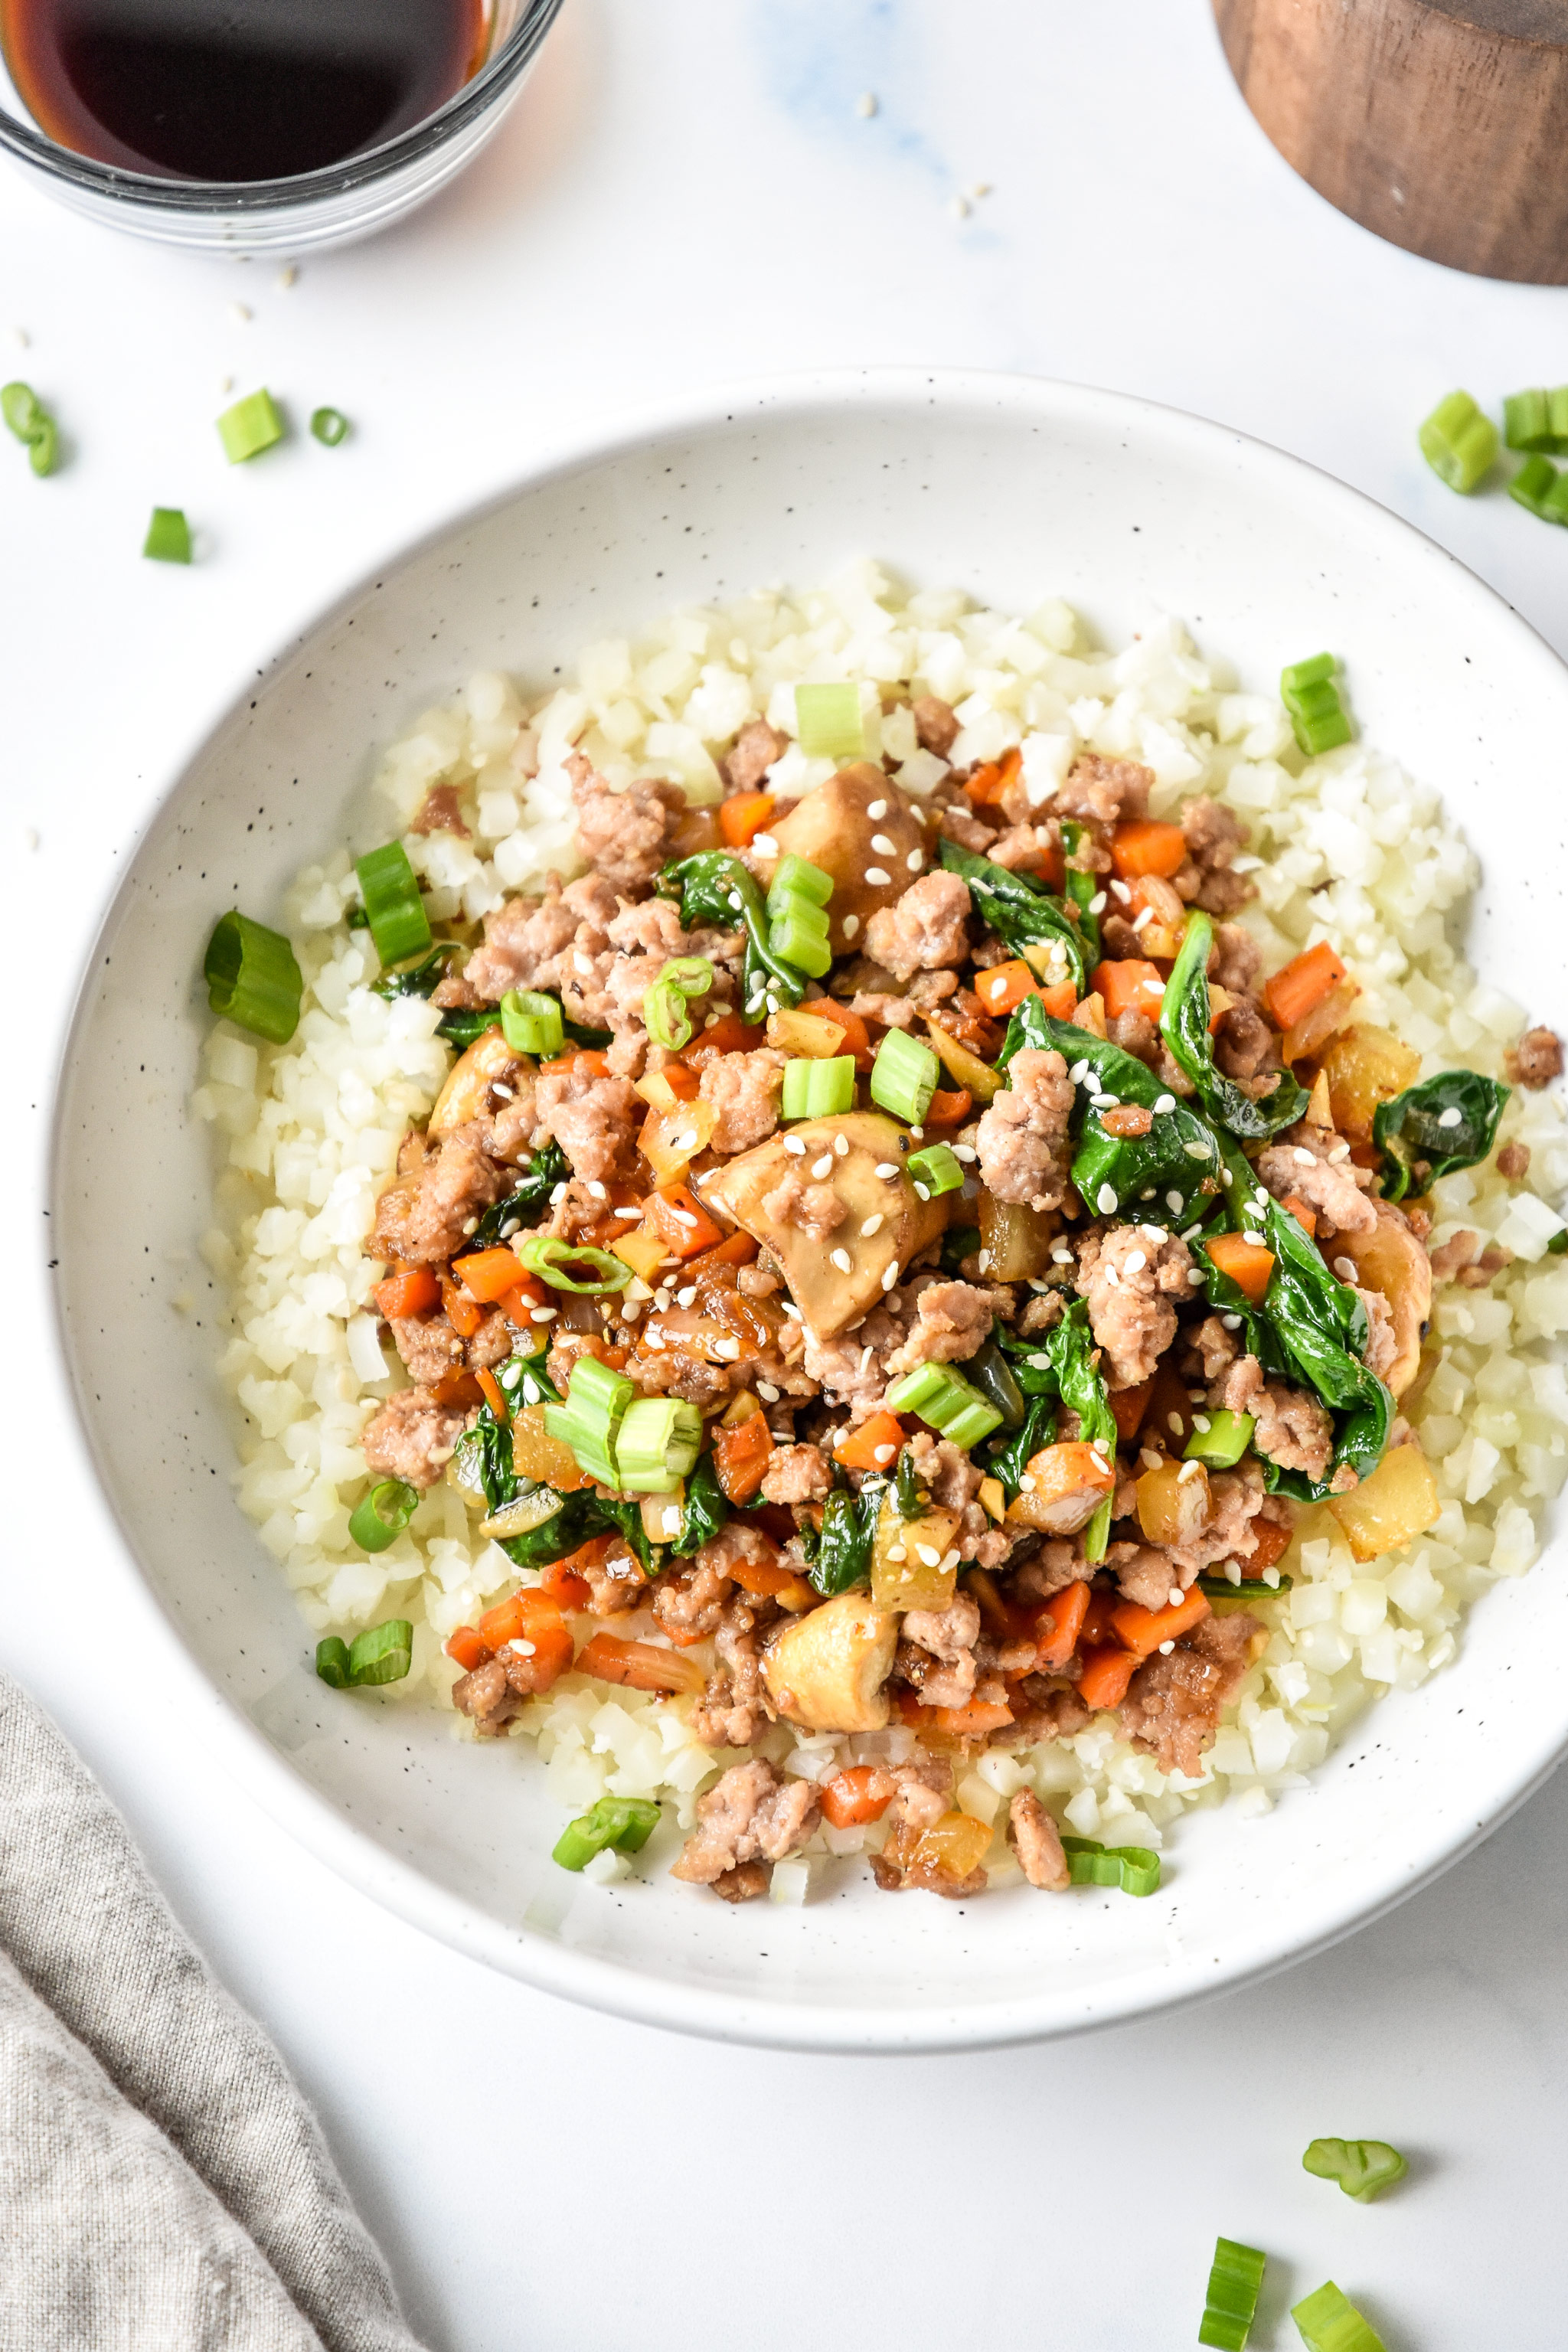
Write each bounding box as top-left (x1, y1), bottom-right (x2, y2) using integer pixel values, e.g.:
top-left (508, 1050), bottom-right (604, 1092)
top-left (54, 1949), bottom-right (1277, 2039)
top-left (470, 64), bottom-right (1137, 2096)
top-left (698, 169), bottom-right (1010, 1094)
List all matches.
top-left (1183, 1409), bottom-right (1254, 1468)
top-left (1198, 2236), bottom-right (1267, 2351)
top-left (794, 681), bottom-right (864, 760)
top-left (143, 506), bottom-right (192, 564)
top-left (354, 841), bottom-right (433, 968)
top-left (348, 1478), bottom-right (420, 1553)
top-left (310, 405), bottom-right (351, 446)
top-left (1061, 1835), bottom-right (1161, 1896)
top-left (885, 1359), bottom-right (1004, 1450)
top-left (781, 1054), bottom-right (856, 1119)
top-left (767, 854), bottom-right (835, 913)
top-left (1417, 389), bottom-right (1498, 493)
top-left (1508, 452), bottom-right (1568, 524)
top-left (613, 1396), bottom-right (704, 1492)
top-left (1290, 2282), bottom-right (1387, 2352)
top-left (906, 1142), bottom-right (965, 1199)
top-left (500, 988), bottom-right (564, 1057)
top-left (217, 387), bottom-right (286, 464)
top-left (644, 955), bottom-right (715, 1050)
top-left (553, 1795), bottom-right (662, 1871)
top-left (1, 381), bottom-right (58, 475)
top-left (1503, 385), bottom-right (1568, 452)
top-left (1280, 655), bottom-right (1354, 757)
top-left (203, 910), bottom-right (303, 1044)
top-left (870, 1027), bottom-right (940, 1123)
top-left (315, 1617), bottom-right (414, 1687)
top-left (1197, 1571), bottom-right (1292, 1597)
top-left (765, 859), bottom-right (836, 982)
top-left (1302, 2138), bottom-right (1408, 2202)
top-left (516, 1234), bottom-right (632, 1294)
top-left (543, 1356), bottom-right (634, 1488)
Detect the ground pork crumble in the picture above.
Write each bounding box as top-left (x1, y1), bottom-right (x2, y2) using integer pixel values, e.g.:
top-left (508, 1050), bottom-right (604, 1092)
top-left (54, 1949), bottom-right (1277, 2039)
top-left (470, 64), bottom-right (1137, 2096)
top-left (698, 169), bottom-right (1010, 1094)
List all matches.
top-left (239, 618), bottom-right (1562, 1913)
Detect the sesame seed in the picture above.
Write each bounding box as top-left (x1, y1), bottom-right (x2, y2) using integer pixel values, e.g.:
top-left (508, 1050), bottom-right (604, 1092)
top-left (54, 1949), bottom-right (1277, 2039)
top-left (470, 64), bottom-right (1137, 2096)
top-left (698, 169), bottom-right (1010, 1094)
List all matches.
top-left (1328, 1142), bottom-right (1351, 1162)
top-left (1183, 1141), bottom-right (1210, 1158)
top-left (1123, 1249), bottom-right (1147, 1274)
top-left (573, 952), bottom-right (594, 975)
top-left (620, 1298), bottom-right (643, 1321)
top-left (784, 1135), bottom-right (806, 1155)
top-left (976, 1247), bottom-right (991, 1271)
top-left (874, 1161), bottom-right (900, 1178)
top-left (1097, 1183), bottom-right (1119, 1214)
top-left (1019, 1475), bottom-right (1036, 1493)
top-left (1091, 1093), bottom-right (1118, 1110)
top-left (953, 1144), bottom-right (976, 1161)
top-left (758, 1381), bottom-right (781, 1403)
top-left (1186, 1267), bottom-right (1204, 1284)
top-left (834, 1133), bottom-right (849, 1156)
top-left (492, 1083), bottom-right (514, 1102)
top-left (676, 1285), bottom-right (697, 1306)
top-left (1111, 879), bottom-right (1132, 904)
top-left (1027, 1351), bottom-right (1051, 1369)
top-left (871, 834), bottom-right (895, 854)
top-left (1254, 1186), bottom-right (1269, 1205)
top-left (531, 1306), bottom-right (557, 1323)
top-left (1438, 1105), bottom-right (1464, 1129)
top-left (865, 867), bottom-right (890, 887)
top-left (612, 1205), bottom-right (642, 1219)
top-left (462, 1217), bottom-right (479, 1236)
top-left (586, 1180), bottom-right (607, 1200)
top-left (1181, 1224), bottom-right (1204, 1243)
top-left (858, 1345), bottom-right (874, 1374)
top-left (1168, 1589), bottom-right (1183, 1607)
top-left (1088, 892), bottom-right (1107, 916)
top-left (874, 1442), bottom-right (897, 1465)
top-left (1221, 1312), bottom-right (1243, 1330)
top-left (1158, 1639), bottom-right (1175, 1655)
top-left (1292, 1147), bottom-right (1316, 1166)
top-left (1131, 907), bottom-right (1155, 933)
top-left (1178, 1459), bottom-right (1204, 1482)
top-left (907, 849), bottom-right (924, 871)
top-left (831, 1247), bottom-right (853, 1272)
top-left (913, 1182), bottom-right (930, 1200)
top-left (1155, 1096), bottom-right (1176, 1116)
top-left (508, 1638), bottom-right (537, 1658)
top-left (861, 1213), bottom-right (885, 1237)
top-left (810, 1153), bottom-right (833, 1178)
top-left (668, 1207), bottom-right (697, 1227)
top-left (1192, 1413), bottom-right (1211, 1432)
top-left (549, 1183), bottom-right (569, 1204)
top-left (1167, 1413), bottom-right (1183, 1435)
top-left (714, 1336), bottom-right (742, 1358)
top-left (1069, 1059), bottom-right (1090, 1085)
top-left (1104, 1263), bottom-right (1121, 1288)
top-left (1051, 1245), bottom-right (1075, 1264)
top-left (882, 1261), bottom-right (900, 1290)
top-left (856, 89), bottom-right (878, 116)
top-left (867, 799), bottom-right (887, 818)
top-left (842, 913), bottom-right (861, 939)
top-left (728, 891), bottom-right (745, 912)
top-left (1139, 1448), bottom-right (1161, 1470)
top-left (781, 1301), bottom-right (802, 1318)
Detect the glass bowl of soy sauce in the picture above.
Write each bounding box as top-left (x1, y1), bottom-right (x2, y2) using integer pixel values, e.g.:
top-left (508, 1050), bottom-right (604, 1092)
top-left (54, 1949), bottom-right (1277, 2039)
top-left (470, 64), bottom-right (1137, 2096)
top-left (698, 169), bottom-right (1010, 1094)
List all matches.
top-left (0, 0), bottom-right (565, 250)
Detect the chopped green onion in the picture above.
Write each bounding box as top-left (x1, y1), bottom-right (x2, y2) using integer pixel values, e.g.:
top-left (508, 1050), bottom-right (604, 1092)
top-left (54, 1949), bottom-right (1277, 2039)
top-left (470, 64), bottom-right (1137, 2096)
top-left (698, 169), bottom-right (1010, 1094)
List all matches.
top-left (499, 988), bottom-right (564, 1057)
top-left (906, 1143), bottom-right (965, 1199)
top-left (1302, 2138), bottom-right (1407, 2202)
top-left (1549, 1228), bottom-right (1568, 1256)
top-left (143, 506), bottom-right (192, 564)
top-left (766, 854), bottom-right (835, 916)
top-left (348, 1478), bottom-right (419, 1553)
top-left (769, 899), bottom-right (833, 978)
top-left (516, 1234), bottom-right (632, 1294)
top-left (1503, 385), bottom-right (1568, 452)
top-left (315, 1638), bottom-right (351, 1688)
top-left (794, 681), bottom-right (864, 760)
top-left (614, 1397), bottom-right (703, 1491)
top-left (781, 1054), bottom-right (856, 1119)
top-left (871, 1027), bottom-right (940, 1123)
top-left (1281, 655), bottom-right (1353, 756)
top-left (1, 381), bottom-right (58, 475)
top-left (544, 1356), bottom-right (633, 1487)
top-left (1198, 1571), bottom-right (1292, 1598)
top-left (1508, 452), bottom-right (1568, 524)
top-left (310, 405), bottom-right (351, 446)
top-left (1060, 1835), bottom-right (1161, 1896)
top-left (204, 910), bottom-right (303, 1044)
top-left (553, 1795), bottom-right (662, 1871)
top-left (644, 955), bottom-right (714, 1050)
top-left (346, 1617), bottom-right (414, 1684)
top-left (217, 387), bottom-right (286, 463)
top-left (1198, 2236), bottom-right (1267, 2351)
top-left (885, 1360), bottom-right (1004, 1450)
top-left (1290, 2282), bottom-right (1387, 2352)
top-left (355, 841), bottom-right (433, 967)
top-left (1417, 389), bottom-right (1498, 493)
top-left (1184, 1410), bottom-right (1255, 1468)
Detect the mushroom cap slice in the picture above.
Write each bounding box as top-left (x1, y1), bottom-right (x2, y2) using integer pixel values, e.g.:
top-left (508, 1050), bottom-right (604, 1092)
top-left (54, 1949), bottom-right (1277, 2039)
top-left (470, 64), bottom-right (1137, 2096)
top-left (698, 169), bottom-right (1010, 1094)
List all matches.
top-left (429, 1025), bottom-right (524, 1138)
top-left (756, 764), bottom-right (926, 954)
top-left (697, 1110), bottom-right (946, 1339)
top-left (1331, 1200), bottom-right (1432, 1398)
top-left (763, 1590), bottom-right (900, 1733)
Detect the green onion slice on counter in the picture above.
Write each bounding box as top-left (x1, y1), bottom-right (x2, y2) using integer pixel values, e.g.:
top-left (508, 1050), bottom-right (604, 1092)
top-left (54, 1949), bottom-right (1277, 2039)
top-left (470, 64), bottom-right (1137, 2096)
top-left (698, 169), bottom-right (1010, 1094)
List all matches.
top-left (1503, 385), bottom-right (1568, 452)
top-left (515, 1234), bottom-right (632, 1294)
top-left (1, 380), bottom-right (58, 475)
top-left (1198, 2236), bottom-right (1267, 2351)
top-left (884, 1360), bottom-right (1003, 1451)
top-left (794, 681), bottom-right (864, 760)
top-left (906, 1142), bottom-right (965, 1199)
top-left (354, 841), bottom-right (433, 967)
top-left (870, 1026), bottom-right (940, 1123)
top-left (499, 988), bottom-right (564, 1057)
top-left (1417, 389), bottom-right (1498, 493)
top-left (643, 956), bottom-right (714, 1050)
top-left (348, 1478), bottom-right (419, 1553)
top-left (1302, 2138), bottom-right (1408, 2202)
top-left (1290, 2282), bottom-right (1387, 2352)
top-left (143, 506), bottom-right (192, 564)
top-left (204, 910), bottom-right (304, 1044)
top-left (781, 1054), bottom-right (856, 1119)
top-left (217, 387), bottom-right (286, 463)
top-left (553, 1795), bottom-right (662, 1871)
top-left (310, 406), bottom-right (351, 446)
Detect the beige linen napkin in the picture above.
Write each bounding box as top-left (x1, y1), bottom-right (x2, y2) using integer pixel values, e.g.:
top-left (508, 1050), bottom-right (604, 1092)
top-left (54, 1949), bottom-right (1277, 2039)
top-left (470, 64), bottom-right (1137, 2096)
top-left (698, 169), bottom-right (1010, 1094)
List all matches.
top-left (0, 1671), bottom-right (426, 2352)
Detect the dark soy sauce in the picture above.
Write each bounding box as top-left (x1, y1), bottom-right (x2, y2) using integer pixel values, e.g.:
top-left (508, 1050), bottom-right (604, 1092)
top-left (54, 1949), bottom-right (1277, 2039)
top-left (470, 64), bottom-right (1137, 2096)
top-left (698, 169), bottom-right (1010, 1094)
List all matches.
top-left (0, 0), bottom-right (488, 181)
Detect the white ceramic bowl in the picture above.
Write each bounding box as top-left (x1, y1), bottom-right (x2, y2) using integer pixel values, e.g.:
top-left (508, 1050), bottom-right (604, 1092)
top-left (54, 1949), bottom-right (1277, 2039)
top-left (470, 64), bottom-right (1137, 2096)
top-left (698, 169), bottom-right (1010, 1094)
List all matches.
top-left (51, 371), bottom-right (1568, 2051)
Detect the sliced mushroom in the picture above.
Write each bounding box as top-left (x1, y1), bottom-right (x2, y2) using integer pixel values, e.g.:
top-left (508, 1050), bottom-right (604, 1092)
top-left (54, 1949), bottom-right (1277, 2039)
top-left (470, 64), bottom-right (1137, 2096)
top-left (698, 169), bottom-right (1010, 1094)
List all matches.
top-left (762, 1590), bottom-right (899, 1733)
top-left (1332, 1200), bottom-right (1432, 1398)
top-left (698, 1110), bottom-right (946, 1338)
top-left (430, 1025), bottom-right (524, 1138)
top-left (755, 765), bottom-right (926, 952)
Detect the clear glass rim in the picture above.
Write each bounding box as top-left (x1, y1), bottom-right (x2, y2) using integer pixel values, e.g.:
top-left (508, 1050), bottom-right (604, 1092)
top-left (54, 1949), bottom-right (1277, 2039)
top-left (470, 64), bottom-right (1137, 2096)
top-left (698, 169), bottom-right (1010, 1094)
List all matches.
top-left (0, 0), bottom-right (564, 211)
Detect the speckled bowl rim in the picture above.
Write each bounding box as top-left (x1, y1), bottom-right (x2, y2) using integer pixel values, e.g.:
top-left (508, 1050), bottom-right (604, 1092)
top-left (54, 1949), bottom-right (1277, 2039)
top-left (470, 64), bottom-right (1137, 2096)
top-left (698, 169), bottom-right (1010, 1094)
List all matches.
top-left (47, 367), bottom-right (1568, 2051)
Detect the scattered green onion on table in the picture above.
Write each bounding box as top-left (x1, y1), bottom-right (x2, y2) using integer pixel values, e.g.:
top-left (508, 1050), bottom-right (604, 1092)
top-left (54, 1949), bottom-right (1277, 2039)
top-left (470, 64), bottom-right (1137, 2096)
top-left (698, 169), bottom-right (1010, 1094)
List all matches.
top-left (1302, 2138), bottom-right (1407, 2201)
top-left (217, 387), bottom-right (286, 463)
top-left (310, 405), bottom-right (351, 446)
top-left (142, 506), bottom-right (192, 564)
top-left (1290, 2281), bottom-right (1387, 2352)
top-left (1, 380), bottom-right (58, 475)
top-left (1417, 388), bottom-right (1498, 492)
top-left (1197, 2235), bottom-right (1267, 2350)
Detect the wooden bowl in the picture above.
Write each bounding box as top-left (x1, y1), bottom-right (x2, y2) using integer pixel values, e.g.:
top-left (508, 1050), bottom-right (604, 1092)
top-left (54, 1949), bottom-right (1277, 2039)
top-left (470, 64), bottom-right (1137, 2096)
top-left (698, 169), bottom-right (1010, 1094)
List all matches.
top-left (1214, 0), bottom-right (1568, 283)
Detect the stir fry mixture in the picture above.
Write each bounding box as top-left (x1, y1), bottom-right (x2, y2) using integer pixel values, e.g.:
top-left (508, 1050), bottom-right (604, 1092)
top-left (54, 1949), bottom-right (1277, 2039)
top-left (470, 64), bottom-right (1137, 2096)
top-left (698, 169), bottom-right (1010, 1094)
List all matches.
top-left (299, 693), bottom-right (1555, 1904)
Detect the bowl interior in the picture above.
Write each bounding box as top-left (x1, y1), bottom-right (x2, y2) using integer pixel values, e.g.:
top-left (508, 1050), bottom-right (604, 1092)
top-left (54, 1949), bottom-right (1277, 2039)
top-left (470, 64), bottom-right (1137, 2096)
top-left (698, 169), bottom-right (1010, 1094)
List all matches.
top-left (51, 374), bottom-right (1568, 2048)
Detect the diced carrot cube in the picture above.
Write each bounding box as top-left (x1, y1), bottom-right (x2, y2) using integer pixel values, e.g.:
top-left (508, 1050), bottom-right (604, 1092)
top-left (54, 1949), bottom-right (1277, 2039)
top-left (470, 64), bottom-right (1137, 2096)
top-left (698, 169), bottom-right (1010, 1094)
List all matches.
top-left (644, 1184), bottom-right (724, 1260)
top-left (1109, 1586), bottom-right (1211, 1660)
top-left (1034, 1579), bottom-right (1090, 1671)
top-left (1110, 819), bottom-right (1188, 880)
top-left (1077, 1644), bottom-right (1140, 1710)
top-left (445, 1625), bottom-right (488, 1672)
top-left (833, 1410), bottom-right (905, 1473)
top-left (1204, 1231), bottom-right (1276, 1304)
top-left (923, 1087), bottom-right (972, 1128)
top-left (1262, 941), bottom-right (1348, 1033)
top-left (975, 959), bottom-right (1040, 1017)
top-left (718, 791), bottom-right (776, 848)
top-left (452, 1246), bottom-right (527, 1304)
top-left (820, 1766), bottom-right (893, 1828)
top-left (1093, 959), bottom-right (1166, 1023)
top-left (713, 1413), bottom-right (775, 1502)
top-left (374, 1266), bottom-right (439, 1321)
top-left (1110, 1377), bottom-right (1155, 1442)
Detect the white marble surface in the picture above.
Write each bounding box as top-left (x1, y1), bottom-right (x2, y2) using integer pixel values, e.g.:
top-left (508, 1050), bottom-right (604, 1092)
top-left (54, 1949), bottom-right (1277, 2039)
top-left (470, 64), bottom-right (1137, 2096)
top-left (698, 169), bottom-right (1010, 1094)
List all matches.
top-left (2, 3), bottom-right (1566, 2343)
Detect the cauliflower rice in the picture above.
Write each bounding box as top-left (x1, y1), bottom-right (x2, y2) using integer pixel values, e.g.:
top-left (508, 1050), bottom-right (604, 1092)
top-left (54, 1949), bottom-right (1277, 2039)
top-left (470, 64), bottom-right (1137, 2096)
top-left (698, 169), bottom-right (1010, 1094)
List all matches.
top-left (193, 561), bottom-right (1568, 1896)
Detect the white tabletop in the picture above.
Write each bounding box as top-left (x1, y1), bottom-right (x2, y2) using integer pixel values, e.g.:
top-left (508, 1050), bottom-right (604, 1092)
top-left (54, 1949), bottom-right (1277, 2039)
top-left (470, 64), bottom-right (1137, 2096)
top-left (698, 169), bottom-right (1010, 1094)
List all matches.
top-left (2, 3), bottom-right (1564, 2344)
